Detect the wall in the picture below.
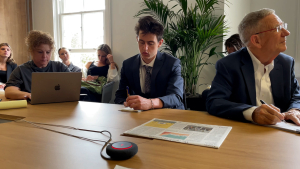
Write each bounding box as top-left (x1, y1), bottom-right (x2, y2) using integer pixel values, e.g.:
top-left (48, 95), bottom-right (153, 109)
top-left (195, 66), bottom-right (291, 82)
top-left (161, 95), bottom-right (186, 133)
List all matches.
top-left (224, 0), bottom-right (251, 40)
top-left (0, 0), bottom-right (29, 65)
top-left (110, 0), bottom-right (142, 70)
top-left (31, 0), bottom-right (54, 37)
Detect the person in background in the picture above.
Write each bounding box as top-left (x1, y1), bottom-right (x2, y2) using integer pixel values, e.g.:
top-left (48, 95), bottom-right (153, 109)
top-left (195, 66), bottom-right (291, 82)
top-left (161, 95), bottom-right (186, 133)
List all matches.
top-left (80, 44), bottom-right (119, 102)
top-left (83, 44), bottom-right (119, 82)
top-left (0, 43), bottom-right (17, 89)
top-left (207, 8), bottom-right (300, 125)
top-left (114, 16), bottom-right (184, 110)
top-left (224, 34), bottom-right (244, 54)
top-left (5, 30), bottom-right (70, 100)
top-left (58, 47), bottom-right (81, 72)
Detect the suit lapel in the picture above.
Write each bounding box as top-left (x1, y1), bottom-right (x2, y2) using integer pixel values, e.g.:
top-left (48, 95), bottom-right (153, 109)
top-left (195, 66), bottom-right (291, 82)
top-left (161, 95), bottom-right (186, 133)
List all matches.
top-left (241, 48), bottom-right (256, 105)
top-left (133, 55), bottom-right (142, 94)
top-left (151, 52), bottom-right (164, 96)
top-left (270, 57), bottom-right (284, 107)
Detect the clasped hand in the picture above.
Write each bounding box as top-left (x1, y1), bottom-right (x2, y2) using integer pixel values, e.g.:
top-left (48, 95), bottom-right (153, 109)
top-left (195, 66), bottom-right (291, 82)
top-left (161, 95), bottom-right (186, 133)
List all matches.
top-left (124, 95), bottom-right (152, 110)
top-left (107, 54), bottom-right (114, 63)
top-left (253, 104), bottom-right (300, 125)
top-left (82, 75), bottom-right (98, 81)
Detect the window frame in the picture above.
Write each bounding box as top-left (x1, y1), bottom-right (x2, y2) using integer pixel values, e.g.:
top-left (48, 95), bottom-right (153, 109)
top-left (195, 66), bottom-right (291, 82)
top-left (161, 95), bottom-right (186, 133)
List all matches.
top-left (53, 0), bottom-right (111, 60)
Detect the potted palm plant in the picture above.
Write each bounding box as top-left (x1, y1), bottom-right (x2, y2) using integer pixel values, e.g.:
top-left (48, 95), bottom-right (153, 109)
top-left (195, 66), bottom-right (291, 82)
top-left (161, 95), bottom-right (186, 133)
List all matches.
top-left (135, 0), bottom-right (228, 110)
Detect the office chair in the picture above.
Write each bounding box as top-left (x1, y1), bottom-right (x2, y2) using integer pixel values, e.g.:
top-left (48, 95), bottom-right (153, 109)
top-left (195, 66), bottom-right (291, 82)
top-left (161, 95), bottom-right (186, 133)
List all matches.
top-left (101, 81), bottom-right (115, 103)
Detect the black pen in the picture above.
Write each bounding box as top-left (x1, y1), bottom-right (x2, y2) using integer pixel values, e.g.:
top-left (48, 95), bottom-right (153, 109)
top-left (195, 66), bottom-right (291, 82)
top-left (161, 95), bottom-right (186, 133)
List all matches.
top-left (260, 100), bottom-right (266, 104)
top-left (260, 99), bottom-right (285, 122)
top-left (126, 86), bottom-right (130, 97)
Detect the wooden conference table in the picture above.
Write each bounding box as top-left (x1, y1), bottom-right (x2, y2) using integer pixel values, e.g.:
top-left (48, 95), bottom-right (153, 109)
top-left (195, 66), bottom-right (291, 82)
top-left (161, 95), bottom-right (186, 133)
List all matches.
top-left (0, 92), bottom-right (299, 169)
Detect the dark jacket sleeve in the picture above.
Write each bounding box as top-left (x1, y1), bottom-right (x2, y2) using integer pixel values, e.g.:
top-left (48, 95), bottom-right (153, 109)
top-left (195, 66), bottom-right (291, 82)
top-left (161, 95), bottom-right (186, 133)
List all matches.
top-left (158, 59), bottom-right (184, 109)
top-left (206, 60), bottom-right (252, 122)
top-left (6, 63), bottom-right (17, 82)
top-left (114, 61), bottom-right (128, 104)
top-left (287, 59), bottom-right (300, 110)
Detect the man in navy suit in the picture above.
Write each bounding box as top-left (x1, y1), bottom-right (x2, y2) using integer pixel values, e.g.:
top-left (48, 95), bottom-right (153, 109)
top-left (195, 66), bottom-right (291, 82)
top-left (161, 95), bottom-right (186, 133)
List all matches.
top-left (114, 16), bottom-right (184, 110)
top-left (207, 8), bottom-right (300, 125)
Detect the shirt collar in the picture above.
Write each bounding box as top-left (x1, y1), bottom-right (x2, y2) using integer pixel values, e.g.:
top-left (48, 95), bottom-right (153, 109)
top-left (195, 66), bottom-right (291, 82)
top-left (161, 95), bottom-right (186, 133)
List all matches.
top-left (140, 55), bottom-right (156, 67)
top-left (247, 47), bottom-right (274, 73)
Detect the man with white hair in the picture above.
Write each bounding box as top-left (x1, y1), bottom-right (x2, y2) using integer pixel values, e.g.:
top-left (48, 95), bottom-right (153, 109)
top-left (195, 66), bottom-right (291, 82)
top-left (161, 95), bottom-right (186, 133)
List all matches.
top-left (206, 8), bottom-right (300, 125)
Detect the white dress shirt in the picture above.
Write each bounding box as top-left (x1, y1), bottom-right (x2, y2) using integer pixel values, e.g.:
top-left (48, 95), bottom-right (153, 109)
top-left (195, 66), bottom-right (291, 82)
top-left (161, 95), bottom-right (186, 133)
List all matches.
top-left (139, 56), bottom-right (156, 94)
top-left (243, 48), bottom-right (274, 121)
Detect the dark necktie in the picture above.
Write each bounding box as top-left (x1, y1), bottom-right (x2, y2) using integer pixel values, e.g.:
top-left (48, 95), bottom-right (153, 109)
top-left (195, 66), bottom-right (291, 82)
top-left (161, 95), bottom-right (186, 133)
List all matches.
top-left (144, 65), bottom-right (152, 94)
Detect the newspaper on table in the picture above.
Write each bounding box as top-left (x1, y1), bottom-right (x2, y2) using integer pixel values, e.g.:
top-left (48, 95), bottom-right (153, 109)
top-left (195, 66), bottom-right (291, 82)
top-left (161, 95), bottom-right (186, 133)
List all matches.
top-left (123, 118), bottom-right (232, 148)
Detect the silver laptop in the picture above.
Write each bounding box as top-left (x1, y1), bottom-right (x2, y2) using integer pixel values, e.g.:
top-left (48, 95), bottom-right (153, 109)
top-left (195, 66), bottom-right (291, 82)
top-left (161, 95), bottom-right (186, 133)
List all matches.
top-left (30, 72), bottom-right (82, 104)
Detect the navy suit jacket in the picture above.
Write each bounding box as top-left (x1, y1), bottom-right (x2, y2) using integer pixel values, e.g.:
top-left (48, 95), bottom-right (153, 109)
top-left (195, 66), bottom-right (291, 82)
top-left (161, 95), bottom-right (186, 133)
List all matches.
top-left (114, 51), bottom-right (184, 109)
top-left (206, 48), bottom-right (300, 122)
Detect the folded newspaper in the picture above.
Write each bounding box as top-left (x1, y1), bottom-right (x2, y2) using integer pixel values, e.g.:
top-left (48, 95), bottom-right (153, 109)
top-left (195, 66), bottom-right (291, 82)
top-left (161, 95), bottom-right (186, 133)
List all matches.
top-left (123, 118), bottom-right (232, 148)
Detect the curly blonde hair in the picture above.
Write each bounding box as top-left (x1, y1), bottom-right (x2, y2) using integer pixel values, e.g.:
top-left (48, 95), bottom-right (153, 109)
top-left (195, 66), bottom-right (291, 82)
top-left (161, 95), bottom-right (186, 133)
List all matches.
top-left (0, 43), bottom-right (16, 64)
top-left (25, 30), bottom-right (55, 53)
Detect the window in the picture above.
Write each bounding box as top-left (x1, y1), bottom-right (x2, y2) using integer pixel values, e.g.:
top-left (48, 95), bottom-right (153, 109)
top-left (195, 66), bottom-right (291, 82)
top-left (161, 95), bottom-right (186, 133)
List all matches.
top-left (54, 0), bottom-right (111, 68)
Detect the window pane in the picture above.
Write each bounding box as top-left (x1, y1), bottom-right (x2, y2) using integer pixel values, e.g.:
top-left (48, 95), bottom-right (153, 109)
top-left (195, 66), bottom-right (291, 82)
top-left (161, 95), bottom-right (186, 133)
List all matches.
top-left (82, 12), bottom-right (103, 48)
top-left (84, 0), bottom-right (105, 11)
top-left (63, 0), bottom-right (83, 13)
top-left (62, 14), bottom-right (82, 49)
top-left (70, 52), bottom-right (98, 69)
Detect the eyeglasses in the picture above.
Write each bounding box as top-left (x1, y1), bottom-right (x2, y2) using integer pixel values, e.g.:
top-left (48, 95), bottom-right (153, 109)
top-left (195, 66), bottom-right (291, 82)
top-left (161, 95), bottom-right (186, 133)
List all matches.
top-left (255, 23), bottom-right (288, 35)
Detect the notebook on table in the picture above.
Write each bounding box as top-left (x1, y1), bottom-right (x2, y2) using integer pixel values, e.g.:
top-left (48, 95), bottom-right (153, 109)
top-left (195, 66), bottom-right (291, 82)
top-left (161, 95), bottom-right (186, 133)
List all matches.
top-left (30, 72), bottom-right (82, 104)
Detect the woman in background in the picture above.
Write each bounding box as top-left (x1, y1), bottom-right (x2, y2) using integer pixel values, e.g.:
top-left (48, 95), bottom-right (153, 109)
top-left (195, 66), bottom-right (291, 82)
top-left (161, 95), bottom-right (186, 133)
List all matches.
top-left (5, 30), bottom-right (70, 100)
top-left (84, 44), bottom-right (119, 82)
top-left (58, 47), bottom-right (81, 72)
top-left (80, 44), bottom-right (119, 102)
top-left (0, 43), bottom-right (17, 89)
top-left (224, 34), bottom-right (244, 54)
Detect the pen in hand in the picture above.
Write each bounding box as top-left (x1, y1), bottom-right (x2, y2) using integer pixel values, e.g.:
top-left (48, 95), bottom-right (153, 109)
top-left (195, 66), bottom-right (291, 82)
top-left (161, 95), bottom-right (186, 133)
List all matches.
top-left (126, 86), bottom-right (130, 97)
top-left (260, 100), bottom-right (266, 105)
top-left (260, 99), bottom-right (286, 122)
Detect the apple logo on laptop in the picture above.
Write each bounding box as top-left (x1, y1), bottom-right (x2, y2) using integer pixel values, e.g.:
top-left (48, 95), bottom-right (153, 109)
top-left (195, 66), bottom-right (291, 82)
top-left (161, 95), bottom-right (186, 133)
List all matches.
top-left (55, 84), bottom-right (60, 90)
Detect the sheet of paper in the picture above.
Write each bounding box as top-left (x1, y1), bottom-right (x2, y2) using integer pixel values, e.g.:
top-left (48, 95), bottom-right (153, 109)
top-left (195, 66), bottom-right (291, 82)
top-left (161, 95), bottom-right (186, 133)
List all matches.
top-left (120, 107), bottom-right (142, 113)
top-left (268, 121), bottom-right (300, 133)
top-left (114, 165), bottom-right (132, 169)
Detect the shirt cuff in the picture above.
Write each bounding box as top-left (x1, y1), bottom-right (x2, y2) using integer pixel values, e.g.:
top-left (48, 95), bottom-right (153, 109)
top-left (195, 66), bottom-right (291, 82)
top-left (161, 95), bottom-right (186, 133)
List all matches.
top-left (243, 106), bottom-right (257, 122)
top-left (288, 108), bottom-right (300, 112)
top-left (107, 65), bottom-right (119, 82)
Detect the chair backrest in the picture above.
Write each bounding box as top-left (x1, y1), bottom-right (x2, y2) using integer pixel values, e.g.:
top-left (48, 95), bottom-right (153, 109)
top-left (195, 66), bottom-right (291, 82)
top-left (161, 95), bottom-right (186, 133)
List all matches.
top-left (101, 81), bottom-right (115, 103)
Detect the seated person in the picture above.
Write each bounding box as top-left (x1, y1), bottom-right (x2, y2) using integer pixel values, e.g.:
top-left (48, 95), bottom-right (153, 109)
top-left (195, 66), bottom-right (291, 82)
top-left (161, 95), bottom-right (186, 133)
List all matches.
top-left (83, 44), bottom-right (119, 82)
top-left (114, 16), bottom-right (184, 110)
top-left (224, 34), bottom-right (244, 54)
top-left (80, 44), bottom-right (119, 102)
top-left (0, 43), bottom-right (17, 89)
top-left (58, 47), bottom-right (81, 72)
top-left (5, 30), bottom-right (70, 100)
top-left (206, 8), bottom-right (300, 125)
